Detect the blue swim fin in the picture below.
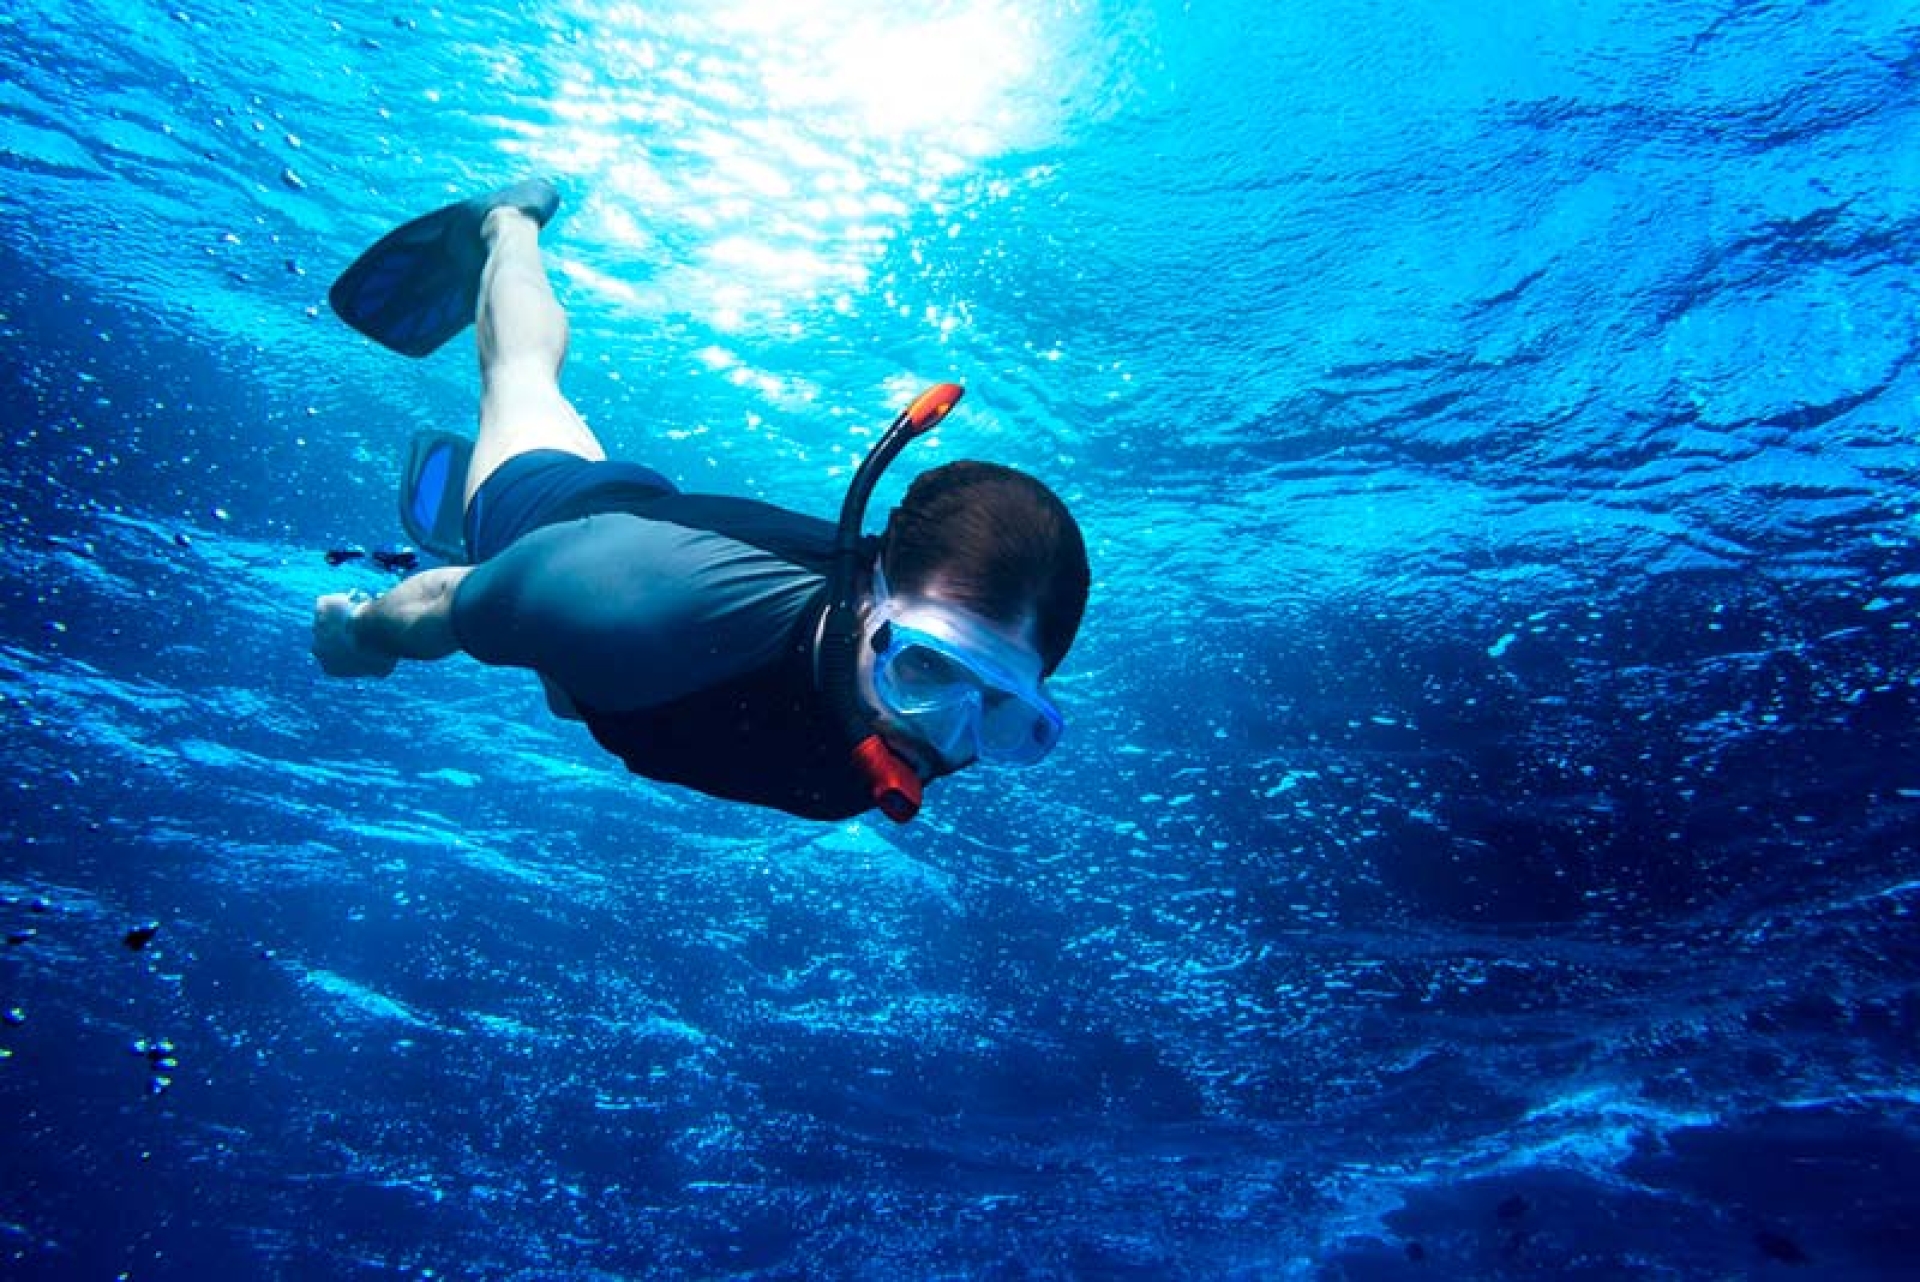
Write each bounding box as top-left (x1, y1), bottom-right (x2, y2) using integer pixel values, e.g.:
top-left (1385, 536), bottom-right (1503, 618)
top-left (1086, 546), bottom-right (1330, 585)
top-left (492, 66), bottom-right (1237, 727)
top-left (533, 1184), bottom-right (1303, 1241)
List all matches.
top-left (399, 430), bottom-right (474, 562)
top-left (329, 178), bottom-right (560, 358)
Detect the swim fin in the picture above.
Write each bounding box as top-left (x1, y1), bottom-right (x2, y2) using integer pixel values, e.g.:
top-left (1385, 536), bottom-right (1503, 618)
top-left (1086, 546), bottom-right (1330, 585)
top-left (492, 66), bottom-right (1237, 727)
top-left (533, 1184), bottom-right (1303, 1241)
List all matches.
top-left (399, 430), bottom-right (474, 562)
top-left (328, 178), bottom-right (560, 358)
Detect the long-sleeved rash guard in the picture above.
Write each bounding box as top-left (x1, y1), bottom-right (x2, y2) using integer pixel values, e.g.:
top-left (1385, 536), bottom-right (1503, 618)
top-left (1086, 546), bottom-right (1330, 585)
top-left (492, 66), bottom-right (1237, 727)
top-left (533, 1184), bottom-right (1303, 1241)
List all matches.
top-left (452, 487), bottom-right (881, 820)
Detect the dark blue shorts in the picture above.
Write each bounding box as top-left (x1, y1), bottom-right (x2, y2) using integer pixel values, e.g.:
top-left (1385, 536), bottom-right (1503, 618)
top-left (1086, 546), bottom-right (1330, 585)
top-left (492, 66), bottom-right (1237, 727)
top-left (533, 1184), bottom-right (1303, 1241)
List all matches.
top-left (464, 451), bottom-right (679, 563)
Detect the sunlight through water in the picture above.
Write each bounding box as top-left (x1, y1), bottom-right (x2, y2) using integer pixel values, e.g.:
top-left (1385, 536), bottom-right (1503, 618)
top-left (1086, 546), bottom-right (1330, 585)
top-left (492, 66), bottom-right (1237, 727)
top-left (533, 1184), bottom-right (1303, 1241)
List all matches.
top-left (513, 0), bottom-right (1059, 332)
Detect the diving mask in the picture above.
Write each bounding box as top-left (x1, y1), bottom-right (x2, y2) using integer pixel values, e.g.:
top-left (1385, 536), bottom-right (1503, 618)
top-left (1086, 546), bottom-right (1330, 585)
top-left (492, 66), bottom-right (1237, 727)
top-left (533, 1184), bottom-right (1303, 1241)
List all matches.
top-left (867, 565), bottom-right (1063, 768)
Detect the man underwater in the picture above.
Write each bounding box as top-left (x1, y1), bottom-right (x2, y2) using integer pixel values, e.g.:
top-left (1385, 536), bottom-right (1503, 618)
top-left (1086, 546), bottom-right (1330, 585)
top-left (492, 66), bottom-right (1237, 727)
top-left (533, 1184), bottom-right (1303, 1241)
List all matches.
top-left (311, 180), bottom-right (1090, 822)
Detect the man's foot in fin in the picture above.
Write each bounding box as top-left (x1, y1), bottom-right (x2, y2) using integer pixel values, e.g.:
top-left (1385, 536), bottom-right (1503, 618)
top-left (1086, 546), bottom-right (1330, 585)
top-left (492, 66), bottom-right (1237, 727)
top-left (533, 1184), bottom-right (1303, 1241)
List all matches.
top-left (328, 178), bottom-right (561, 359)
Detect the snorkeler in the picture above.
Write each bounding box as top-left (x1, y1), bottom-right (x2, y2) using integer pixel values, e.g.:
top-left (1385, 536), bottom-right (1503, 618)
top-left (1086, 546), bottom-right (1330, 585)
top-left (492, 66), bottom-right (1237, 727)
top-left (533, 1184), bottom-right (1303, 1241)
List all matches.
top-left (311, 180), bottom-right (1089, 822)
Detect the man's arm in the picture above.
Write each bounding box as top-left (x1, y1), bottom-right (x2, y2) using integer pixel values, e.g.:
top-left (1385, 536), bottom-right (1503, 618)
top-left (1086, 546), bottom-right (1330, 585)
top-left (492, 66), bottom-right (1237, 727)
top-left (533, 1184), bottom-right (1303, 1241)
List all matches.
top-left (313, 567), bottom-right (473, 679)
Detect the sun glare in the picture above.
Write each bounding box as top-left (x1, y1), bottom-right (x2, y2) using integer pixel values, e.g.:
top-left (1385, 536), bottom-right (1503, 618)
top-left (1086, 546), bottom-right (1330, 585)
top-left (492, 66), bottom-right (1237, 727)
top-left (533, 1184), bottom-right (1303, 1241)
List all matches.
top-left (521, 0), bottom-right (1054, 332)
top-left (744, 5), bottom-right (1038, 148)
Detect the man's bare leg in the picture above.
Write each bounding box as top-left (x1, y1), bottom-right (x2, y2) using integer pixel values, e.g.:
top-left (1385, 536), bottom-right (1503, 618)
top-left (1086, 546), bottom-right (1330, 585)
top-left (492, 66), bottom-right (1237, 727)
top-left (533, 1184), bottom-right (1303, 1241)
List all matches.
top-left (463, 209), bottom-right (606, 508)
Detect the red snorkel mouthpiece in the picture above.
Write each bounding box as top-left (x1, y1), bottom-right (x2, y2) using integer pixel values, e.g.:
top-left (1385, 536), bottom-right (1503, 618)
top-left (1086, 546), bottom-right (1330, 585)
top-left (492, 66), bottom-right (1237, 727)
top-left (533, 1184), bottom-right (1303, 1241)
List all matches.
top-left (852, 734), bottom-right (923, 822)
top-left (818, 382), bottom-right (966, 824)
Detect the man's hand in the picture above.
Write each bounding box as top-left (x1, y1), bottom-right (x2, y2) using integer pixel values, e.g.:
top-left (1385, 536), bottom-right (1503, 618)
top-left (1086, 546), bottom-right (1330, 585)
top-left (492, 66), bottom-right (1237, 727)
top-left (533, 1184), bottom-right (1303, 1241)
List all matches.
top-left (313, 593), bottom-right (400, 679)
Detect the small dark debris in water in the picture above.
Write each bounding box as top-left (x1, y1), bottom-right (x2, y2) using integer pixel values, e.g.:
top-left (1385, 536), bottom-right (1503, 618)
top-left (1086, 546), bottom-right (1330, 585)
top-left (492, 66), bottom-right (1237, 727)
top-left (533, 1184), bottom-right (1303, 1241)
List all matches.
top-left (124, 922), bottom-right (160, 951)
top-left (285, 259), bottom-right (304, 277)
top-left (28, 897), bottom-right (52, 914)
top-left (6, 929), bottom-right (35, 947)
top-left (173, 532), bottom-right (192, 550)
top-left (1496, 1195), bottom-right (1529, 1222)
top-left (392, 16), bottom-right (416, 29)
top-left (371, 547), bottom-right (418, 573)
top-left (1404, 1241), bottom-right (1426, 1263)
top-left (326, 547), bottom-right (365, 567)
top-left (1756, 1231), bottom-right (1810, 1265)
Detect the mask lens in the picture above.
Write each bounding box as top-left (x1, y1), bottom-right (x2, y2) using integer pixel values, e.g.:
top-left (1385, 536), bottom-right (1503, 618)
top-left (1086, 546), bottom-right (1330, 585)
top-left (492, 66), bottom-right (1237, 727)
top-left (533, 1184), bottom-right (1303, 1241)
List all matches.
top-left (885, 643), bottom-right (978, 707)
top-left (976, 691), bottom-right (1061, 763)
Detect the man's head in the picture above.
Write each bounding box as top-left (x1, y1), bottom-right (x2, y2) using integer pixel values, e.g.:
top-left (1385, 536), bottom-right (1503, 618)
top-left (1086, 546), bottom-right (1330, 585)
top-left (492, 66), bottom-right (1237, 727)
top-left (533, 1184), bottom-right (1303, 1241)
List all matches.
top-left (860, 461), bottom-right (1089, 774)
top-left (877, 461), bottom-right (1089, 677)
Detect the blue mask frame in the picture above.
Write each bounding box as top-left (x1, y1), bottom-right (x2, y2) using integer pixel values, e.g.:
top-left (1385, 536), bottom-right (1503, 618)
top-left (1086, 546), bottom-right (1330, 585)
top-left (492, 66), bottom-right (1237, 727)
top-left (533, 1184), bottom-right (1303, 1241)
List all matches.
top-left (867, 567), bottom-right (1063, 767)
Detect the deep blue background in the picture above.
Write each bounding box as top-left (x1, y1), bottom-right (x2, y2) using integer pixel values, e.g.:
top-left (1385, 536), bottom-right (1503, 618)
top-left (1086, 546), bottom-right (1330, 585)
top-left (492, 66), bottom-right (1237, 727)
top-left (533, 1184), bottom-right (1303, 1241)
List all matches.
top-left (3, 0), bottom-right (1918, 1276)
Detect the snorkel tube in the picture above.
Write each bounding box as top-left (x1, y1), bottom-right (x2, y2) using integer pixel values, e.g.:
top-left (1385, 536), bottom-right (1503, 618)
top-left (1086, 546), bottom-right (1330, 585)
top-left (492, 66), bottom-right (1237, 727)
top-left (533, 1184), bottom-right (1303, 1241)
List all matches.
top-left (818, 382), bottom-right (965, 823)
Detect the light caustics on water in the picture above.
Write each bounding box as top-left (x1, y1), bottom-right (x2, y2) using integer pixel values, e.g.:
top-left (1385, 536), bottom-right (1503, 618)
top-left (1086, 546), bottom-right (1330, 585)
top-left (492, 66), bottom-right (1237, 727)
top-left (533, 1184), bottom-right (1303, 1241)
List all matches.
top-left (501, 0), bottom-right (1062, 335)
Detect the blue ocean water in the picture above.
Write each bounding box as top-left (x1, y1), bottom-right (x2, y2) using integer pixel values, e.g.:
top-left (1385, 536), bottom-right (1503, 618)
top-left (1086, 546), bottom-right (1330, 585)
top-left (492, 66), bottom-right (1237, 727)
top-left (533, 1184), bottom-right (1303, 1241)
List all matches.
top-left (3, 0), bottom-right (1918, 1275)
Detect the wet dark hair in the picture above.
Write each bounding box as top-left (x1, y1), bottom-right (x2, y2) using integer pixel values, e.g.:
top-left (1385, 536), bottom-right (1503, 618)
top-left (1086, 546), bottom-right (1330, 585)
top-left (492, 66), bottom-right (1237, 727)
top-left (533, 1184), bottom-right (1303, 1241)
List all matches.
top-left (877, 460), bottom-right (1090, 677)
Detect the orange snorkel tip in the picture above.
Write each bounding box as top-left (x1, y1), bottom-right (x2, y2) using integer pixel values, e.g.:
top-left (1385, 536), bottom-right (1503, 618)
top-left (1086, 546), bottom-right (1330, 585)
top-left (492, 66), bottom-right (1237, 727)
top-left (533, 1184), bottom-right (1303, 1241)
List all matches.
top-left (904, 382), bottom-right (964, 431)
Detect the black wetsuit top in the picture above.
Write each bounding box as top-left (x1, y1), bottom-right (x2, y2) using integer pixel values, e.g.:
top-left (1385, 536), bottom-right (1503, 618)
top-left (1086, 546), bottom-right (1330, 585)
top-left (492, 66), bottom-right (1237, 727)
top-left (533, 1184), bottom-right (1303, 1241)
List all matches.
top-left (451, 491), bottom-right (880, 820)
